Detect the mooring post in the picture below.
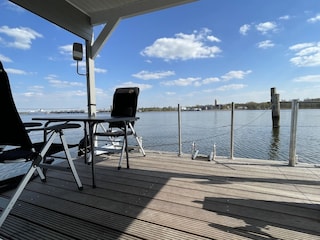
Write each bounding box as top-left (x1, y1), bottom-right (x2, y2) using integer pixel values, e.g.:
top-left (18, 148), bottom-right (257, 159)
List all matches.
top-left (178, 104), bottom-right (182, 156)
top-left (230, 102), bottom-right (235, 160)
top-left (289, 100), bottom-right (299, 166)
top-left (271, 87), bottom-right (280, 128)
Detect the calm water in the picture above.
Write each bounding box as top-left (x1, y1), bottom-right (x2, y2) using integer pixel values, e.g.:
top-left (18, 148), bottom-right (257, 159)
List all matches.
top-left (1, 109), bottom-right (319, 181)
top-left (134, 109), bottom-right (320, 164)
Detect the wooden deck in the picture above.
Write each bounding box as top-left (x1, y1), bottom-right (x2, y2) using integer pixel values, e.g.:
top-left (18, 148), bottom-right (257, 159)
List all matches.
top-left (0, 151), bottom-right (319, 239)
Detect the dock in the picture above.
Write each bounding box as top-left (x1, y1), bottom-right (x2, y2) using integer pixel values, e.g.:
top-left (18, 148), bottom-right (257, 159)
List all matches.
top-left (0, 151), bottom-right (319, 239)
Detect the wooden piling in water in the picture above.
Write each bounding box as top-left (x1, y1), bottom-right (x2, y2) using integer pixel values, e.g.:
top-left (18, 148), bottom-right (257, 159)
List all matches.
top-left (230, 102), bottom-right (234, 160)
top-left (289, 100), bottom-right (299, 166)
top-left (178, 104), bottom-right (182, 156)
top-left (271, 87), bottom-right (280, 128)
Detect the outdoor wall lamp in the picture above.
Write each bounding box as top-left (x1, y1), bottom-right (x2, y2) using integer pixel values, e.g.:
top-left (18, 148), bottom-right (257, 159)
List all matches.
top-left (73, 42), bottom-right (86, 76)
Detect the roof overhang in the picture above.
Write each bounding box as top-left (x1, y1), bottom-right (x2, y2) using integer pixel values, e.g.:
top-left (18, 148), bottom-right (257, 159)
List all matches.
top-left (9, 0), bottom-right (197, 115)
top-left (10, 0), bottom-right (197, 41)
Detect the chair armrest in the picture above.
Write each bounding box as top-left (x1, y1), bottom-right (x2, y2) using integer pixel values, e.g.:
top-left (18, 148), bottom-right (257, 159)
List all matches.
top-left (23, 122), bottom-right (43, 128)
top-left (28, 123), bottom-right (81, 132)
top-left (45, 123), bottom-right (81, 131)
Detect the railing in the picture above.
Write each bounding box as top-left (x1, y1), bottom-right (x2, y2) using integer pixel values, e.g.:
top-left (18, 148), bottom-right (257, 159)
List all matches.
top-left (173, 100), bottom-right (318, 167)
top-left (21, 103), bottom-right (320, 167)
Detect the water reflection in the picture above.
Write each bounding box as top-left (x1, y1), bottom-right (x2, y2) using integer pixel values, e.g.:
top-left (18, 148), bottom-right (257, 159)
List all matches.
top-left (268, 127), bottom-right (280, 160)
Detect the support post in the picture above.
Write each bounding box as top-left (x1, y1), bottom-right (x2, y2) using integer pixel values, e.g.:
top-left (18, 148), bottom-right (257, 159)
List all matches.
top-left (230, 102), bottom-right (235, 160)
top-left (86, 39), bottom-right (96, 117)
top-left (271, 87), bottom-right (280, 128)
top-left (289, 100), bottom-right (299, 166)
top-left (178, 104), bottom-right (182, 156)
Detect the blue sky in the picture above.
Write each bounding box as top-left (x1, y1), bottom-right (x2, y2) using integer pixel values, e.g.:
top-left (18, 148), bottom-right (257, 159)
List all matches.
top-left (1, 0), bottom-right (320, 111)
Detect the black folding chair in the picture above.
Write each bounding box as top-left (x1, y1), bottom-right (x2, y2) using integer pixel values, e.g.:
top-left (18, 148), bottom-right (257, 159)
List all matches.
top-left (94, 87), bottom-right (145, 169)
top-left (0, 61), bottom-right (82, 227)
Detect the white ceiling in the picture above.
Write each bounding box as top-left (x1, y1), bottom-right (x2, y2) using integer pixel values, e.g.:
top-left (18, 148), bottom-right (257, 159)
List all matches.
top-left (10, 0), bottom-right (197, 40)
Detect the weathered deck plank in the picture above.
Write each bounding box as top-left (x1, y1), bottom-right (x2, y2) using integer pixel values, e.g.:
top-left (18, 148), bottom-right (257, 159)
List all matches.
top-left (0, 151), bottom-right (319, 239)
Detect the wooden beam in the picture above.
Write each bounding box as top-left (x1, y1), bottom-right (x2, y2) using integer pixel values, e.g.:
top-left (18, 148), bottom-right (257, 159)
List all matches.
top-left (91, 0), bottom-right (197, 25)
top-left (91, 17), bottom-right (120, 59)
top-left (10, 0), bottom-right (93, 40)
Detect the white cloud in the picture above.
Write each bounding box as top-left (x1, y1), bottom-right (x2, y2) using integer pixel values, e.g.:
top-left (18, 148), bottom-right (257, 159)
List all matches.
top-left (115, 81), bottom-right (152, 91)
top-left (70, 90), bottom-right (87, 97)
top-left (202, 77), bottom-right (220, 84)
top-left (239, 24), bottom-right (251, 35)
top-left (94, 67), bottom-right (107, 73)
top-left (160, 70), bottom-right (251, 87)
top-left (0, 54), bottom-right (12, 62)
top-left (6, 68), bottom-right (27, 75)
top-left (293, 75), bottom-right (320, 82)
top-left (221, 70), bottom-right (252, 81)
top-left (307, 14), bottom-right (320, 23)
top-left (23, 92), bottom-right (43, 97)
top-left (279, 15), bottom-right (291, 20)
top-left (28, 85), bottom-right (44, 91)
top-left (70, 57), bottom-right (106, 73)
top-left (0, 25), bottom-right (43, 49)
top-left (132, 70), bottom-right (175, 80)
top-left (257, 40), bottom-right (275, 49)
top-left (71, 61), bottom-right (85, 68)
top-left (240, 21), bottom-right (278, 36)
top-left (141, 28), bottom-right (222, 61)
top-left (95, 87), bottom-right (108, 97)
top-left (289, 43), bottom-right (314, 51)
top-left (255, 21), bottom-right (277, 35)
top-left (23, 85), bottom-right (45, 97)
top-left (161, 76), bottom-right (218, 87)
top-left (59, 44), bottom-right (73, 55)
top-left (45, 74), bottom-right (84, 88)
top-left (289, 42), bottom-right (320, 67)
top-left (216, 84), bottom-right (247, 91)
top-left (161, 77), bottom-right (201, 86)
top-left (207, 35), bottom-right (221, 42)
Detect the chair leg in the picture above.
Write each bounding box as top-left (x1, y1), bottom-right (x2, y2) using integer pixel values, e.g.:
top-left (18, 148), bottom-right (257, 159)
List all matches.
top-left (40, 130), bottom-right (83, 190)
top-left (124, 131), bottom-right (129, 169)
top-left (59, 132), bottom-right (83, 190)
top-left (118, 138), bottom-right (126, 170)
top-left (36, 166), bottom-right (46, 181)
top-left (37, 135), bottom-right (58, 183)
top-left (134, 134), bottom-right (145, 156)
top-left (0, 164), bottom-right (37, 227)
top-left (128, 123), bottom-right (146, 156)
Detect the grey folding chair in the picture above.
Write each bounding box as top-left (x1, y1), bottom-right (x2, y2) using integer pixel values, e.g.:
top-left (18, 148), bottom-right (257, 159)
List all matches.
top-left (94, 87), bottom-right (145, 169)
top-left (0, 61), bottom-right (82, 228)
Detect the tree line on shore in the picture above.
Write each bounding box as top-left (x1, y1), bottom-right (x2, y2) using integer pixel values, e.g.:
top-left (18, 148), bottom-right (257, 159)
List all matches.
top-left (139, 98), bottom-right (320, 112)
top-left (18, 98), bottom-right (320, 114)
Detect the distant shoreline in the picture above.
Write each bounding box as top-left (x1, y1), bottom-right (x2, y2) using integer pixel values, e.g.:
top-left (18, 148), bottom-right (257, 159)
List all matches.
top-left (19, 103), bottom-right (320, 115)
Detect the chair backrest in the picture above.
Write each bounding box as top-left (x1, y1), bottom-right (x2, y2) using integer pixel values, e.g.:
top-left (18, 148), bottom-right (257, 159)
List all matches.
top-left (0, 61), bottom-right (33, 149)
top-left (110, 87), bottom-right (139, 128)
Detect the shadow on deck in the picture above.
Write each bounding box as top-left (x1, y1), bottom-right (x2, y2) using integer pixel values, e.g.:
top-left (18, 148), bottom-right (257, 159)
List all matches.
top-left (0, 151), bottom-right (319, 239)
